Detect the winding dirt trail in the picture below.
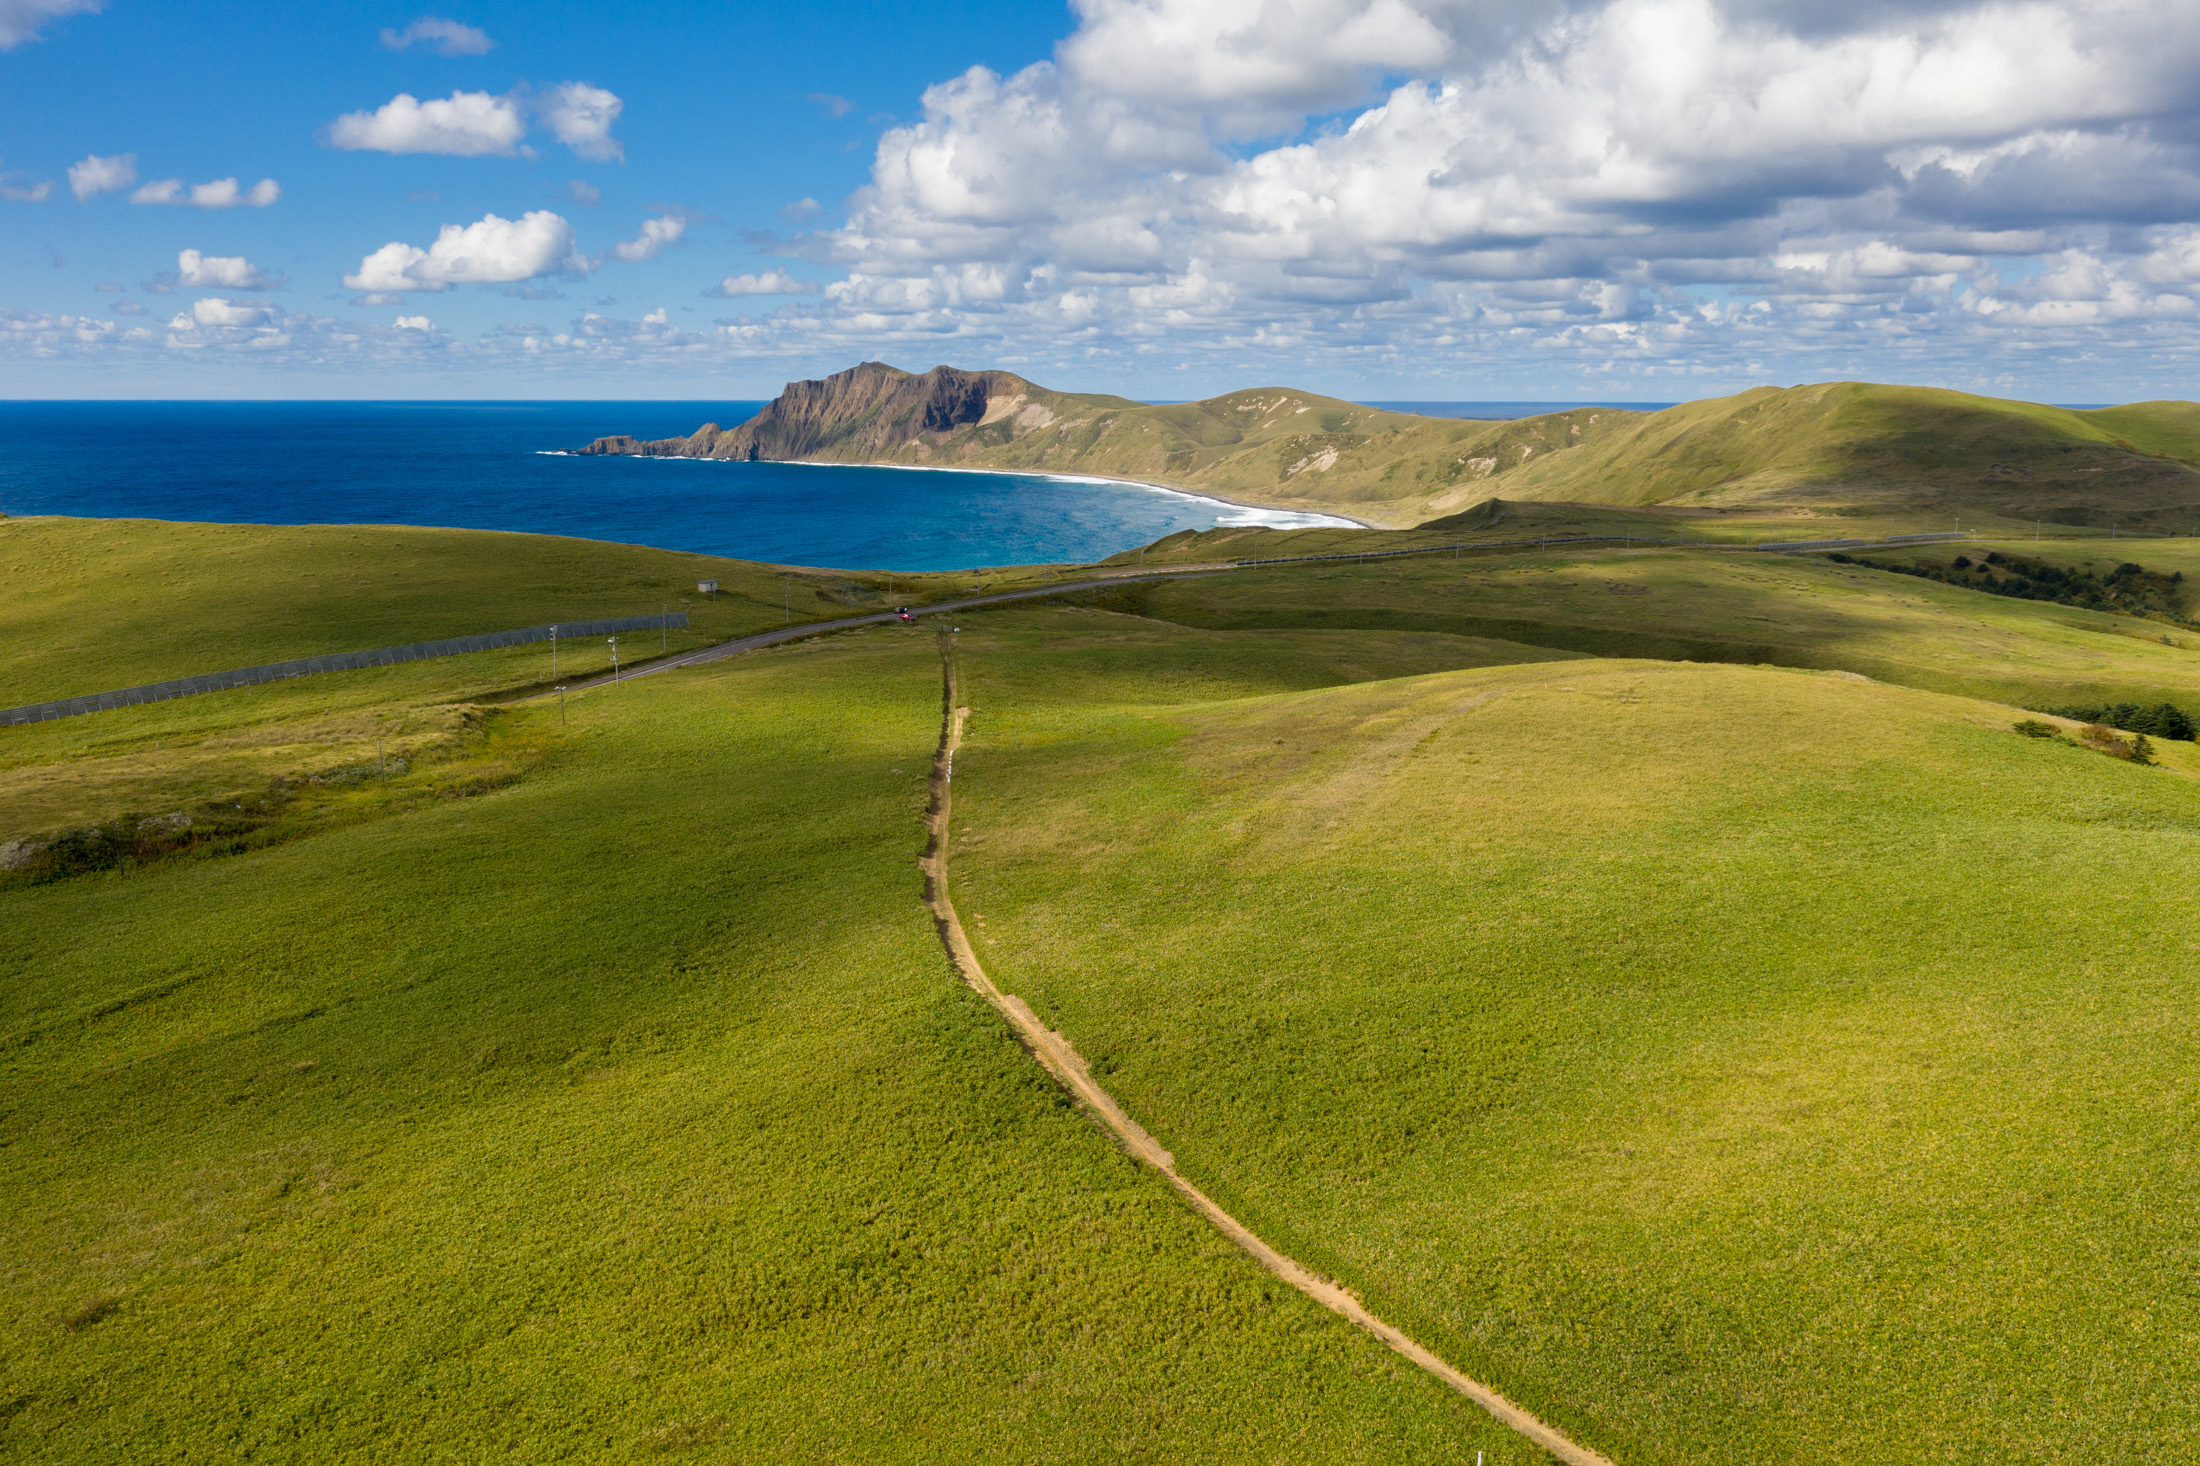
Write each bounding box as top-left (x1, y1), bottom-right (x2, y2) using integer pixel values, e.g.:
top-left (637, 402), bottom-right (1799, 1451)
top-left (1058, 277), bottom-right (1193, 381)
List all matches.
top-left (918, 643), bottom-right (1617, 1466)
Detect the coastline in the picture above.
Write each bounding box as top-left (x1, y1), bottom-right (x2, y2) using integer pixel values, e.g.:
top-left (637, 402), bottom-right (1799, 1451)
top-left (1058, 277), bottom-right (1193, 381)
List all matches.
top-left (560, 447), bottom-right (1379, 531)
top-left (790, 459), bottom-right (1380, 531)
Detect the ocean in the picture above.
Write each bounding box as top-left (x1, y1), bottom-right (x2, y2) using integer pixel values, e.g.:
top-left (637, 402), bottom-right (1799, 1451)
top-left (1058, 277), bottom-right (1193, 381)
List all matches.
top-left (0, 401), bottom-right (1362, 572)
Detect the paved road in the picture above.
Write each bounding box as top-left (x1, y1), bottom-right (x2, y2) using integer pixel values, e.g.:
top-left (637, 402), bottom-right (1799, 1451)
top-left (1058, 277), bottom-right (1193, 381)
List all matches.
top-left (553, 567), bottom-right (1226, 693)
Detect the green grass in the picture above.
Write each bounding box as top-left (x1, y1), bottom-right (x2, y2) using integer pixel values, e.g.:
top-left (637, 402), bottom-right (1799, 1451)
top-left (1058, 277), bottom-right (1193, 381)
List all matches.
top-left (1, 624), bottom-right (1548, 1463)
top-left (1458, 382), bottom-right (2200, 528)
top-left (664, 367), bottom-right (2200, 528)
top-left (945, 616), bottom-right (2200, 1462)
top-left (1105, 501), bottom-right (1970, 569)
top-left (0, 516), bottom-right (1047, 711)
top-left (1070, 541), bottom-right (2200, 722)
top-left (17, 507), bottom-right (2200, 1461)
top-left (0, 518), bottom-right (1092, 844)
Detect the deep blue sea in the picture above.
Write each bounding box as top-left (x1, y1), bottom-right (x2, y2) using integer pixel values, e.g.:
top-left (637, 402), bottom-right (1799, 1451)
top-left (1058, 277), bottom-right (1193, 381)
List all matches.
top-left (0, 401), bottom-right (1364, 571)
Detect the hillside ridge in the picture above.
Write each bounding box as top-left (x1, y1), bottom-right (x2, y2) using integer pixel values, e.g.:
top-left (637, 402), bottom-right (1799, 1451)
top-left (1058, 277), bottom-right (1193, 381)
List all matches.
top-left (577, 364), bottom-right (2200, 530)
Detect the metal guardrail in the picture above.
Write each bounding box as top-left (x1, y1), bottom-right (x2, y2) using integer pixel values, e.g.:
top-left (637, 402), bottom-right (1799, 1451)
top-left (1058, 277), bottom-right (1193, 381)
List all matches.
top-left (0, 612), bottom-right (687, 727)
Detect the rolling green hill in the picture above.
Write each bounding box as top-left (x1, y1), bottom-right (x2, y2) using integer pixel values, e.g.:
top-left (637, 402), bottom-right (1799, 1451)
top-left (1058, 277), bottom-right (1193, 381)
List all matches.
top-left (1075, 534), bottom-right (2200, 725)
top-left (0, 517), bottom-right (1064, 845)
top-left (946, 627), bottom-right (2200, 1461)
top-left (575, 361), bottom-right (1640, 526)
top-left (1486, 382), bottom-right (2200, 526)
top-left (1, 627), bottom-right (1534, 1462)
top-left (579, 364), bottom-right (2200, 530)
top-left (12, 514), bottom-right (2200, 1460)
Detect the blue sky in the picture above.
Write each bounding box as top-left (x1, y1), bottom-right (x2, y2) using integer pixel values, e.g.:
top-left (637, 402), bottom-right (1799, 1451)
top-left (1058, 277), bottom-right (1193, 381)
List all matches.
top-left (6, 0), bottom-right (2200, 402)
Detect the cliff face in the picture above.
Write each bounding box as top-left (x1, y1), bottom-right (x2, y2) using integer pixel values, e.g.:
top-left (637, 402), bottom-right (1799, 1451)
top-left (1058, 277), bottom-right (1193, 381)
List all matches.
top-left (573, 361), bottom-right (2200, 531)
top-left (574, 361), bottom-right (1079, 463)
top-left (568, 360), bottom-right (1584, 525)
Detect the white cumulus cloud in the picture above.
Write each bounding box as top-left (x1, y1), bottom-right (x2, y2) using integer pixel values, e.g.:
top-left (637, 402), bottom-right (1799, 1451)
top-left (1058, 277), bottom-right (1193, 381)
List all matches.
top-left (174, 249), bottom-right (280, 290)
top-left (24, 0), bottom-right (2200, 392)
top-left (539, 82), bottom-right (624, 162)
top-left (610, 214), bottom-right (684, 262)
top-left (379, 16), bottom-right (492, 54)
top-left (325, 84), bottom-right (626, 161)
top-left (176, 297), bottom-right (274, 328)
top-left (67, 152), bottom-right (135, 201)
top-left (781, 0), bottom-right (2200, 384)
top-left (133, 177), bottom-right (281, 209)
top-left (394, 314), bottom-right (435, 330)
top-left (344, 209), bottom-right (586, 291)
top-left (0, 0), bottom-right (98, 48)
top-left (707, 268), bottom-right (820, 297)
top-left (328, 91), bottom-right (526, 156)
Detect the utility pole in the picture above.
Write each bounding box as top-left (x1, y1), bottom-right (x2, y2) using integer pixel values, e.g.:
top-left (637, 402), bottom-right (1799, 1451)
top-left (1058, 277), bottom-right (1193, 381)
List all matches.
top-left (550, 626), bottom-right (558, 679)
top-left (557, 685), bottom-right (567, 726)
top-left (608, 636), bottom-right (620, 683)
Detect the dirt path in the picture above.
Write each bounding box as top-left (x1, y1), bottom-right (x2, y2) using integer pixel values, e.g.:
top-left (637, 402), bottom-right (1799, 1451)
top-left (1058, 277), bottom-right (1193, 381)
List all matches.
top-left (918, 643), bottom-right (1617, 1466)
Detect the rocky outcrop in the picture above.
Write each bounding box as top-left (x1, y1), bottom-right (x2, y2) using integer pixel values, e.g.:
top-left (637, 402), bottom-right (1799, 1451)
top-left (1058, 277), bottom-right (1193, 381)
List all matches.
top-left (574, 361), bottom-right (1052, 462)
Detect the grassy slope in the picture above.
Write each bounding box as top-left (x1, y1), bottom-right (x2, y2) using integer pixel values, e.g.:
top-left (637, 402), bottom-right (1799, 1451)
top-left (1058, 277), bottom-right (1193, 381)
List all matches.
top-left (948, 618), bottom-right (2200, 1462)
top-left (22, 523), bottom-right (2200, 845)
top-left (1, 625), bottom-right (1551, 1464)
top-left (0, 516), bottom-right (994, 709)
top-left (1488, 383), bottom-right (2200, 526)
top-left (0, 517), bottom-right (1072, 841)
top-left (1072, 542), bottom-right (2200, 718)
top-left (17, 509), bottom-right (2200, 1459)
top-left (774, 375), bottom-right (2200, 530)
top-left (804, 387), bottom-right (1638, 527)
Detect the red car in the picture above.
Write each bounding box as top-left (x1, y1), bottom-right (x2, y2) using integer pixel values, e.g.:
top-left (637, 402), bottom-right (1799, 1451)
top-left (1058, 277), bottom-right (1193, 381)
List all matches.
top-left (893, 607), bottom-right (917, 622)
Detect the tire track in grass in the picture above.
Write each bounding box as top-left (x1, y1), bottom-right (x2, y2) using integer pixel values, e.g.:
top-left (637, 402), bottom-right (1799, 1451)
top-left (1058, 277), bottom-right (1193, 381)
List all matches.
top-left (917, 639), bottom-right (1618, 1466)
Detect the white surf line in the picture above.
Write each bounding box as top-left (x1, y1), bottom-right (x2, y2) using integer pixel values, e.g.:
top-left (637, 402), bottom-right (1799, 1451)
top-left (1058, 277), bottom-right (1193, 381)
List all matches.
top-left (765, 457), bottom-right (1373, 531)
top-left (553, 447), bottom-right (1368, 527)
top-left (919, 658), bottom-right (1617, 1466)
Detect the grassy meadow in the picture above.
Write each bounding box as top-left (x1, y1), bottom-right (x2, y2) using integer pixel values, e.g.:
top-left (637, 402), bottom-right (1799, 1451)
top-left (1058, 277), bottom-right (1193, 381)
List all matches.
top-left (11, 506), bottom-right (2200, 1462)
top-left (1110, 500), bottom-right (1977, 567)
top-left (0, 517), bottom-right (1085, 845)
top-left (1, 622), bottom-right (1554, 1463)
top-left (1073, 539), bottom-right (2200, 722)
top-left (758, 370), bottom-right (2200, 529)
top-left (944, 609), bottom-right (2200, 1461)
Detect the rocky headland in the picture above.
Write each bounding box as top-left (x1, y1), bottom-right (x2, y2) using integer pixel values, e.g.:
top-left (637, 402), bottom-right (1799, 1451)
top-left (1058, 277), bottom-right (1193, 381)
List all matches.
top-left (574, 361), bottom-right (2200, 531)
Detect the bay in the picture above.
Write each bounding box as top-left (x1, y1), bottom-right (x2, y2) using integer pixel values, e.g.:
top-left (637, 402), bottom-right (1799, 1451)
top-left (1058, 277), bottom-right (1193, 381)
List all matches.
top-left (0, 401), bottom-right (1354, 571)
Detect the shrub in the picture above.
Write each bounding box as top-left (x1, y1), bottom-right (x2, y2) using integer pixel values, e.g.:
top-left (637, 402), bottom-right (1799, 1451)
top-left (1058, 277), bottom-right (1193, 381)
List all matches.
top-left (2042, 701), bottom-right (2196, 740)
top-left (1838, 551), bottom-right (2191, 621)
top-left (2013, 720), bottom-right (2063, 740)
top-left (2080, 724), bottom-right (2137, 760)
